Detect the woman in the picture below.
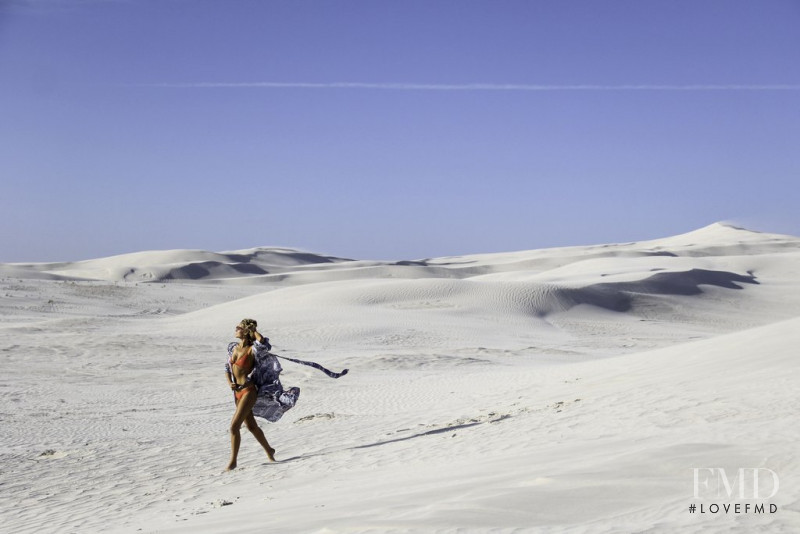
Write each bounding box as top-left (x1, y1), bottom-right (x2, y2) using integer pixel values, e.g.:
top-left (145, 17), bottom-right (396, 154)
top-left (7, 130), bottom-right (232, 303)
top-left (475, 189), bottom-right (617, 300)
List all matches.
top-left (225, 318), bottom-right (276, 470)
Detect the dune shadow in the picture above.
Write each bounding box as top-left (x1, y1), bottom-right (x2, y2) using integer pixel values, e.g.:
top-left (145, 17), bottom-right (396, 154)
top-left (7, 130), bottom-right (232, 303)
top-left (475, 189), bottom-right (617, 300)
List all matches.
top-left (645, 251), bottom-right (679, 257)
top-left (222, 253), bottom-right (255, 263)
top-left (161, 261), bottom-right (269, 280)
top-left (394, 260), bottom-right (430, 267)
top-left (230, 263), bottom-right (270, 275)
top-left (562, 269), bottom-right (758, 313)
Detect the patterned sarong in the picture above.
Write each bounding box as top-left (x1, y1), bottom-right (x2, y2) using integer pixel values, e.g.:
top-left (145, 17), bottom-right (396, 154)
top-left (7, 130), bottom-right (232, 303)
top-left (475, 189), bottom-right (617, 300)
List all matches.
top-left (227, 340), bottom-right (348, 422)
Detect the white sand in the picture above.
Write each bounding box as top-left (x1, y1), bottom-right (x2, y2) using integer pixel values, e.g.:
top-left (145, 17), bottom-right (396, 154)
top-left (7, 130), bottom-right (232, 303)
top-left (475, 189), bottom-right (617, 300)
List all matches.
top-left (1, 223), bottom-right (798, 532)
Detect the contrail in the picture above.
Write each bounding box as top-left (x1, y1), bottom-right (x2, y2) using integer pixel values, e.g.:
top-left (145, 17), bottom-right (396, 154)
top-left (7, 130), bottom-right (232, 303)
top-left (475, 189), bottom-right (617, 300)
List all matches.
top-left (130, 81), bottom-right (800, 91)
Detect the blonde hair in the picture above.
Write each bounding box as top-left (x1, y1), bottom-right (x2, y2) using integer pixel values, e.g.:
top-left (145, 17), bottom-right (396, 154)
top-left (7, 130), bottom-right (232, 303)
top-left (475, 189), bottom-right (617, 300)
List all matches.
top-left (238, 318), bottom-right (257, 345)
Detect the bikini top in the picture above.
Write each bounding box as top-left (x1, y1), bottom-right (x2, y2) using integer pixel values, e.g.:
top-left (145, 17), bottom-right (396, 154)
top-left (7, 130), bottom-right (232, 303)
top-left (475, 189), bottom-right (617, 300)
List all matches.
top-left (229, 346), bottom-right (254, 372)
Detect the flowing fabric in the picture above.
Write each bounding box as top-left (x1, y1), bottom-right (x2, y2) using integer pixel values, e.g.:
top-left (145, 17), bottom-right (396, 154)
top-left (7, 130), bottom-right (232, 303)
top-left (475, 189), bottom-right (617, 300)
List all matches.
top-left (226, 339), bottom-right (348, 422)
top-left (276, 355), bottom-right (349, 379)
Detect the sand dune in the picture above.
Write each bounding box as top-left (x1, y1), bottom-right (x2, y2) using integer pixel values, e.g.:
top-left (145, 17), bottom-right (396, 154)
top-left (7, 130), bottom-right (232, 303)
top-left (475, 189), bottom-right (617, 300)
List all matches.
top-left (1, 223), bottom-right (799, 533)
top-left (1, 247), bottom-right (353, 283)
top-left (3, 222), bottom-right (797, 285)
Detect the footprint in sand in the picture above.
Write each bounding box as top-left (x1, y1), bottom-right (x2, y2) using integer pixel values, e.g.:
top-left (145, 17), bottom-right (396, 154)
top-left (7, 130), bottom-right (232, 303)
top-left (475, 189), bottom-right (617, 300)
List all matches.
top-left (38, 449), bottom-right (69, 459)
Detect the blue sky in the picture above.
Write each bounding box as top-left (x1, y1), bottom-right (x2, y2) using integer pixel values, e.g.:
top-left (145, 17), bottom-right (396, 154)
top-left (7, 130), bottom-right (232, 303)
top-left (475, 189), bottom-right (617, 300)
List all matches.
top-left (1, 0), bottom-right (798, 262)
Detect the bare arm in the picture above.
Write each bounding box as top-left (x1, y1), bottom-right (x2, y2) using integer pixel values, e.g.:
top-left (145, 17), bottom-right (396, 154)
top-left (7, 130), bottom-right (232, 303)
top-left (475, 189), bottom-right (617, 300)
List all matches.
top-left (225, 362), bottom-right (236, 390)
top-left (254, 331), bottom-right (271, 351)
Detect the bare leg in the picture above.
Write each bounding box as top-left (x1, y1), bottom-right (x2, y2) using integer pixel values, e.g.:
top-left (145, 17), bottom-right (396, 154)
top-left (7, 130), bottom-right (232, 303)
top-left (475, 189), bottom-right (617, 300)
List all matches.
top-left (228, 430), bottom-right (240, 471)
top-left (245, 413), bottom-right (276, 461)
top-left (227, 391), bottom-right (258, 470)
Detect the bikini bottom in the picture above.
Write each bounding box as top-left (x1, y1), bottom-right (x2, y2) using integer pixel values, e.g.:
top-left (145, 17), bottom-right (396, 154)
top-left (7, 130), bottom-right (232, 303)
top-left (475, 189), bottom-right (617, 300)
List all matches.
top-left (234, 384), bottom-right (256, 401)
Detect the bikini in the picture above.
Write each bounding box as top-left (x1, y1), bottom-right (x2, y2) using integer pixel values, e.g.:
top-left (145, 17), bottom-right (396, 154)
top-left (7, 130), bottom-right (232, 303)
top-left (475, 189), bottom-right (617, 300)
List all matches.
top-left (231, 350), bottom-right (256, 401)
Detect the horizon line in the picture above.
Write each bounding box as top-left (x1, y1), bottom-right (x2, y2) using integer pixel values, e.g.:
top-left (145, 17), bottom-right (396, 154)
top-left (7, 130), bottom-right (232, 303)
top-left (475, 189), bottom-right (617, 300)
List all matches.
top-left (125, 82), bottom-right (800, 91)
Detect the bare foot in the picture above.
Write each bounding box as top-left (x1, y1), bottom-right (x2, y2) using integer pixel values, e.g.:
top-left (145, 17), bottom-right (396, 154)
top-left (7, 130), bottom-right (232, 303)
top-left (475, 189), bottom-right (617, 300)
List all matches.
top-left (266, 447), bottom-right (276, 462)
top-left (226, 461), bottom-right (237, 471)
